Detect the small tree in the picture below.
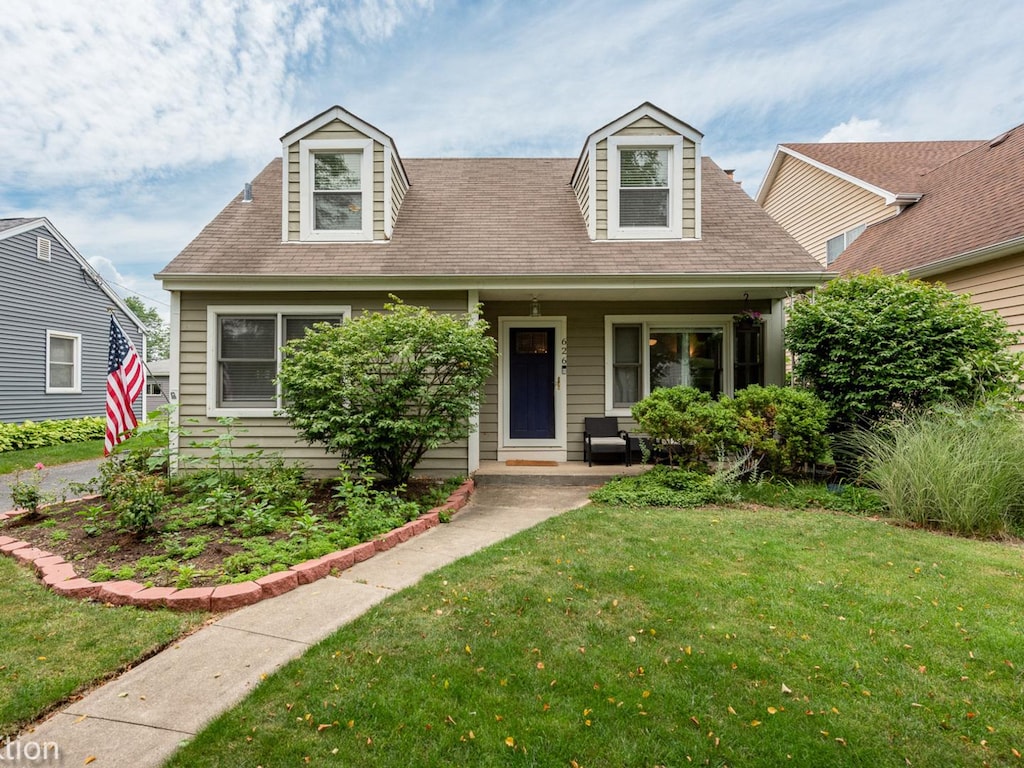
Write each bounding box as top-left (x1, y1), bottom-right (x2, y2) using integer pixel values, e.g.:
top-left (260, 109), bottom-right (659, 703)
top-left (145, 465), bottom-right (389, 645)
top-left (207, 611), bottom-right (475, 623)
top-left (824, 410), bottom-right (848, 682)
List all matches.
top-left (277, 299), bottom-right (496, 487)
top-left (786, 271), bottom-right (1023, 430)
top-left (125, 296), bottom-right (170, 361)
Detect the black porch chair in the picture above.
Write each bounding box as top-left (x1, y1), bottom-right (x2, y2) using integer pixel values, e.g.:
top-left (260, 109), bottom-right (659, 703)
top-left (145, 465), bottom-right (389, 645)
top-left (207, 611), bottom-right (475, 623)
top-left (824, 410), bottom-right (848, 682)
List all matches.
top-left (583, 417), bottom-right (631, 467)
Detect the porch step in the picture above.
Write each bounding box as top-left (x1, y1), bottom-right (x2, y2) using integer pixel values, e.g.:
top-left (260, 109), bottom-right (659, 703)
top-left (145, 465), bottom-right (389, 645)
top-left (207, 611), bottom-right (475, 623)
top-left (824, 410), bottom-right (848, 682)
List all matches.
top-left (472, 460), bottom-right (646, 486)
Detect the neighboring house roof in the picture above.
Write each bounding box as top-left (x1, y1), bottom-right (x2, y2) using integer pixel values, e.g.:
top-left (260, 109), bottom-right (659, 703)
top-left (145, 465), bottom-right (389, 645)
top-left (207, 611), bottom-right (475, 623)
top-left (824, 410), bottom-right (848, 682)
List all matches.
top-left (0, 216), bottom-right (147, 333)
top-left (762, 141), bottom-right (984, 205)
top-left (831, 124), bottom-right (1024, 276)
top-left (159, 156), bottom-right (821, 281)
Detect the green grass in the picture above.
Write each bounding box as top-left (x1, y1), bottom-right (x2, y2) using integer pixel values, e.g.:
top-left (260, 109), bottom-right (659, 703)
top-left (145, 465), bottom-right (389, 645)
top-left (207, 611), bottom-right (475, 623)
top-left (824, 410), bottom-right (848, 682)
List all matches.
top-left (0, 440), bottom-right (105, 475)
top-left (167, 503), bottom-right (1024, 767)
top-left (0, 557), bottom-right (205, 736)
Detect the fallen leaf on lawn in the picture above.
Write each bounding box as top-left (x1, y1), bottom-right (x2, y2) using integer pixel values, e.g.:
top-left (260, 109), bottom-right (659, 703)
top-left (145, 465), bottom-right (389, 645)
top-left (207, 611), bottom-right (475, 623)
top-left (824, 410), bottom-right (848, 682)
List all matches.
top-left (727, 706), bottom-right (737, 716)
top-left (505, 737), bottom-right (516, 747)
top-left (781, 683), bottom-right (792, 695)
top-left (767, 707), bottom-right (778, 715)
top-left (317, 724), bottom-right (331, 732)
top-left (750, 720), bottom-right (761, 727)
top-left (835, 738), bottom-right (847, 746)
top-left (537, 662), bottom-right (545, 670)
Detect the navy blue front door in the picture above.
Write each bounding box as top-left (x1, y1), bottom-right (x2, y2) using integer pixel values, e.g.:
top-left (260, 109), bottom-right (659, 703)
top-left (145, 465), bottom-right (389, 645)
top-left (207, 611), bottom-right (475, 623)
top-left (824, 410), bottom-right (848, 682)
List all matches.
top-left (509, 327), bottom-right (556, 440)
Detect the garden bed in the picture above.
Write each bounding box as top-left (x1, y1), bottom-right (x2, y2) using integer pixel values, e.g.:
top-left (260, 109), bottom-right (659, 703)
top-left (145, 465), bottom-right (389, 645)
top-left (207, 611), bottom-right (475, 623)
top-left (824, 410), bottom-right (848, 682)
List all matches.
top-left (0, 462), bottom-right (472, 610)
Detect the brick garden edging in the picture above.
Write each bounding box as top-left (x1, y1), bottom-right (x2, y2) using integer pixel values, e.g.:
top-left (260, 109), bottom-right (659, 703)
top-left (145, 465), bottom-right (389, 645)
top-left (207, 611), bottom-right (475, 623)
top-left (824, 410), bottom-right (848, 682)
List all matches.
top-left (0, 478), bottom-right (475, 612)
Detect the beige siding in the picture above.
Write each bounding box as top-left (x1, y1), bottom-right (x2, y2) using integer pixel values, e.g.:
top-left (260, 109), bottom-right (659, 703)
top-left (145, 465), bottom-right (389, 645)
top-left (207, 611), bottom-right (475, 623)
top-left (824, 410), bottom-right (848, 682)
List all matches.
top-left (761, 155), bottom-right (896, 265)
top-left (479, 299), bottom-right (768, 462)
top-left (573, 153), bottom-right (590, 231)
top-left (935, 251), bottom-right (1024, 352)
top-left (284, 119), bottom-right (390, 242)
top-left (593, 119), bottom-right (698, 240)
top-left (391, 153), bottom-right (409, 229)
top-left (178, 290), bottom-right (471, 477)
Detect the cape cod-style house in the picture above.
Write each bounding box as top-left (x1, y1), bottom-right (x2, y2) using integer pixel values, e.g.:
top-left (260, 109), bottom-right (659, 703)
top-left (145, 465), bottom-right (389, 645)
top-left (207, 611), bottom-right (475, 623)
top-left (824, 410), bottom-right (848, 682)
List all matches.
top-left (157, 103), bottom-right (825, 476)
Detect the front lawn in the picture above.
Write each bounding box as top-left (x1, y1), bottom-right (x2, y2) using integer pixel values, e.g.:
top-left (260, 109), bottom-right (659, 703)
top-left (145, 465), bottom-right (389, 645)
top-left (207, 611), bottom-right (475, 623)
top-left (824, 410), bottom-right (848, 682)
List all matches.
top-left (166, 502), bottom-right (1024, 767)
top-left (0, 556), bottom-right (204, 737)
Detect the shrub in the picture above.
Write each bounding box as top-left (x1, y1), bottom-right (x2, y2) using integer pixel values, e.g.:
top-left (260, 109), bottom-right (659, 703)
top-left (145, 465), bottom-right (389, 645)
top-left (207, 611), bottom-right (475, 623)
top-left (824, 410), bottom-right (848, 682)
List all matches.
top-left (631, 385), bottom-right (831, 475)
top-left (631, 387), bottom-right (744, 464)
top-left (0, 416), bottom-right (105, 452)
top-left (845, 402), bottom-right (1024, 536)
top-left (786, 271), bottom-right (1023, 430)
top-left (726, 385), bottom-right (831, 474)
top-left (590, 466), bottom-right (735, 507)
top-left (277, 299), bottom-right (496, 488)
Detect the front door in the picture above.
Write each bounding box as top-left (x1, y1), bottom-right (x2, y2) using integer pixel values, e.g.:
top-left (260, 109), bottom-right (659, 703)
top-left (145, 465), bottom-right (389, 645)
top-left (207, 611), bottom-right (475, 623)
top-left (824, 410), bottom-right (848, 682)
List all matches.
top-left (508, 327), bottom-right (555, 439)
top-left (498, 316), bottom-right (566, 460)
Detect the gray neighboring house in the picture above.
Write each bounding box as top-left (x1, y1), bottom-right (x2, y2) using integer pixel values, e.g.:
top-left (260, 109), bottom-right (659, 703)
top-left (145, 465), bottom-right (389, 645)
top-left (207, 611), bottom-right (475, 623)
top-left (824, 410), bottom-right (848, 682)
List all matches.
top-left (0, 217), bottom-right (147, 423)
top-left (146, 358), bottom-right (171, 407)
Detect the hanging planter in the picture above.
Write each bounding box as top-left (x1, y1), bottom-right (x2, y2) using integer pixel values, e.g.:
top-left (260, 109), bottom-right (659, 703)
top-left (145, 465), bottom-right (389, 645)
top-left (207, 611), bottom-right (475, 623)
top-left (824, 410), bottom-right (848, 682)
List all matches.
top-left (733, 309), bottom-right (763, 329)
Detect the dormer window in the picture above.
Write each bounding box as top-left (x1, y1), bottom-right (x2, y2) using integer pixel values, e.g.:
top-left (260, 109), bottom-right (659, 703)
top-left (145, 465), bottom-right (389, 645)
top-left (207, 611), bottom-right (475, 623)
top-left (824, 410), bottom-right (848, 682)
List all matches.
top-left (299, 138), bottom-right (373, 241)
top-left (607, 135), bottom-right (684, 239)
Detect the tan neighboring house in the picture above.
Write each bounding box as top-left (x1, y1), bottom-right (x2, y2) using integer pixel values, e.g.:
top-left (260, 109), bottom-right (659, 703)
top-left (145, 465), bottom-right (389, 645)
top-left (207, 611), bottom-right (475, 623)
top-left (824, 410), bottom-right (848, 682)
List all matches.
top-left (156, 103), bottom-right (825, 477)
top-left (757, 124), bottom-right (1024, 349)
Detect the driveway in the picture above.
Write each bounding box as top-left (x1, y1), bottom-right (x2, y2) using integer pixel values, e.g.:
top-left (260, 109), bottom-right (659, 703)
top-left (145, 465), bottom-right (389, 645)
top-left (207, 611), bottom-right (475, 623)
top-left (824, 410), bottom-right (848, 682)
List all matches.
top-left (0, 458), bottom-right (104, 512)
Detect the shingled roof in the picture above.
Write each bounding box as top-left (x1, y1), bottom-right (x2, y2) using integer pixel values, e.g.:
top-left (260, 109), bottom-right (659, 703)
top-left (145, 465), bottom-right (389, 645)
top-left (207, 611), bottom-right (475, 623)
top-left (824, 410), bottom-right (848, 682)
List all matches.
top-left (779, 141), bottom-right (984, 199)
top-left (158, 156), bottom-right (822, 280)
top-left (832, 124), bottom-right (1024, 275)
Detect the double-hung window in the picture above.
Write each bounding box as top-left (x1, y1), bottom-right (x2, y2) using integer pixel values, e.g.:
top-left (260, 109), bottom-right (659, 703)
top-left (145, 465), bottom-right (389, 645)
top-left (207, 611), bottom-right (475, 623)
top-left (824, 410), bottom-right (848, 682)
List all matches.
top-left (825, 223), bottom-right (866, 265)
top-left (299, 139), bottom-right (374, 241)
top-left (607, 135), bottom-right (684, 239)
top-left (606, 317), bottom-right (729, 414)
top-left (208, 306), bottom-right (348, 416)
top-left (46, 330), bottom-right (81, 393)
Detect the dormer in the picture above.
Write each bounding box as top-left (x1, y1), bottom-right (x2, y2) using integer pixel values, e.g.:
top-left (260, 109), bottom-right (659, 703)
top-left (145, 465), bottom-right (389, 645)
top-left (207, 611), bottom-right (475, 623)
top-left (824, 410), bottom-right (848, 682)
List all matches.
top-left (571, 103), bottom-right (703, 241)
top-left (280, 106), bottom-right (410, 243)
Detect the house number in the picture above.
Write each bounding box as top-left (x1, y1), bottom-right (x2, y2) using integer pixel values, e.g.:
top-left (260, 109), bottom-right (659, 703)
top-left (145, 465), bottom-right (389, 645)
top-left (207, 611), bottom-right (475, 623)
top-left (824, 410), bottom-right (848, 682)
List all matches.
top-left (560, 336), bottom-right (568, 373)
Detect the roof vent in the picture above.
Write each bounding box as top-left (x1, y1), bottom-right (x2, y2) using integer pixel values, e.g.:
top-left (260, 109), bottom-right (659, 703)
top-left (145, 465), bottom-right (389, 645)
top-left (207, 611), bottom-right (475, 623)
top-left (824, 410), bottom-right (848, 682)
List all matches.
top-left (242, 182), bottom-right (253, 203)
top-left (990, 131), bottom-right (1011, 148)
top-left (36, 236), bottom-right (51, 262)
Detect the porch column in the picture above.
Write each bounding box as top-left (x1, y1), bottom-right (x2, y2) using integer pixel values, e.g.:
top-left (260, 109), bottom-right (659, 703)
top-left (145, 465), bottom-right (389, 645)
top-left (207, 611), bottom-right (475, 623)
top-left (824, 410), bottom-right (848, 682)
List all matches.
top-left (467, 289), bottom-right (481, 474)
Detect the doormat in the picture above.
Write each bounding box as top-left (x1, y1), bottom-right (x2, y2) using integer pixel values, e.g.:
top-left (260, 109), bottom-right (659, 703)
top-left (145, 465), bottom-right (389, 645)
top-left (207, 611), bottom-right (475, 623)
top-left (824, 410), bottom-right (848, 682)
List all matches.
top-left (505, 459), bottom-right (559, 467)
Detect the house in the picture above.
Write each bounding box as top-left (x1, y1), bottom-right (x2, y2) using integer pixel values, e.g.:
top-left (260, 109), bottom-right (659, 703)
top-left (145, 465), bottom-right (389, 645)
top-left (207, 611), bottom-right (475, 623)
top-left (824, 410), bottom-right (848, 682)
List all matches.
top-left (156, 103), bottom-right (825, 476)
top-left (146, 358), bottom-right (171, 407)
top-left (757, 125), bottom-right (1024, 348)
top-left (0, 217), bottom-right (147, 423)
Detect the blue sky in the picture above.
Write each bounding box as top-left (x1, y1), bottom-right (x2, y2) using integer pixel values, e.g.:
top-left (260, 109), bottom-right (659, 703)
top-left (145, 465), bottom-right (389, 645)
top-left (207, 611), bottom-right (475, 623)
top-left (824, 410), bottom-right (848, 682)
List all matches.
top-left (2, 0), bottom-right (1022, 321)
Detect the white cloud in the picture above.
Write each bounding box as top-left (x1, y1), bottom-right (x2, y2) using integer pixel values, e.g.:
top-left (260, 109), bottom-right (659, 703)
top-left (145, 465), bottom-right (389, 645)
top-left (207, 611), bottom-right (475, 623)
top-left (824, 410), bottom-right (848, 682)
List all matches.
top-left (819, 117), bottom-right (895, 143)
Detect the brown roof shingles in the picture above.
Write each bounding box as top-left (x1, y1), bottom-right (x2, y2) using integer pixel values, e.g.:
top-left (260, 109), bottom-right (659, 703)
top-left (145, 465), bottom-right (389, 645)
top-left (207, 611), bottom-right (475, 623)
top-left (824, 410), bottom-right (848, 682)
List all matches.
top-left (832, 124), bottom-right (1024, 275)
top-left (783, 140), bottom-right (984, 197)
top-left (158, 156), bottom-right (822, 279)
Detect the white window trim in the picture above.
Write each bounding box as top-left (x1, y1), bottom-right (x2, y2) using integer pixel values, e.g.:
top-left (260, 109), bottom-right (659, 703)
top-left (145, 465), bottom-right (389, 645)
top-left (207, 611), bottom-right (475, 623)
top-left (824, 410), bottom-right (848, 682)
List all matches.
top-left (45, 330), bottom-right (81, 394)
top-left (607, 135), bottom-right (684, 240)
top-left (206, 305), bottom-right (351, 418)
top-left (825, 223), bottom-right (866, 265)
top-left (603, 315), bottom-right (739, 416)
top-left (298, 138), bottom-right (374, 242)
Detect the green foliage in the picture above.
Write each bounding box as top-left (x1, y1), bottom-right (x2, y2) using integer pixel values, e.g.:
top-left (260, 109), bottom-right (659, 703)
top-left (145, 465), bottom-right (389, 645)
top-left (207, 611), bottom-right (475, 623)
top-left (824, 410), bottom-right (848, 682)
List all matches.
top-left (630, 385), bottom-right (831, 473)
top-left (845, 402), bottom-right (1024, 536)
top-left (124, 295), bottom-right (169, 361)
top-left (786, 271), bottom-right (1024, 429)
top-left (277, 298), bottom-right (496, 487)
top-left (590, 465), bottom-right (735, 507)
top-left (726, 385), bottom-right (831, 474)
top-left (9, 463), bottom-right (51, 515)
top-left (332, 458), bottom-right (421, 539)
top-left (99, 461), bottom-right (167, 534)
top-left (0, 416), bottom-right (106, 453)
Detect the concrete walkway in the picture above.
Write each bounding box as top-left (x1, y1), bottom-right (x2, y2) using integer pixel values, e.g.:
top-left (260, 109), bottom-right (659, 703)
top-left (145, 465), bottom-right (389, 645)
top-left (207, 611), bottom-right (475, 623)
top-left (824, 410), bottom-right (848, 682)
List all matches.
top-left (7, 483), bottom-right (595, 768)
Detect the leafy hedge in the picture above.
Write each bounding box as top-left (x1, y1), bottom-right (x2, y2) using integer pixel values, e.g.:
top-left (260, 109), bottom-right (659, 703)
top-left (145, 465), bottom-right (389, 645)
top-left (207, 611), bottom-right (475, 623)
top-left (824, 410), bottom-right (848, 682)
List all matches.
top-left (0, 417), bottom-right (106, 453)
top-left (630, 385), bottom-right (831, 474)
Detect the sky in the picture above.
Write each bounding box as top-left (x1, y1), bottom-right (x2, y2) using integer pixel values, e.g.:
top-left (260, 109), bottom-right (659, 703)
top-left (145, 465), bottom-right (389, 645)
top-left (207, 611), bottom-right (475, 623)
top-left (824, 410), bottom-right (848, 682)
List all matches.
top-left (2, 0), bottom-right (1023, 322)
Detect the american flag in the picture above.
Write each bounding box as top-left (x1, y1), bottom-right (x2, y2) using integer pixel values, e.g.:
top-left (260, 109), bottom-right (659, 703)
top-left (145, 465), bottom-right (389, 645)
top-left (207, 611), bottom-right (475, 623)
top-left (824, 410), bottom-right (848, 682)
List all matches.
top-left (105, 317), bottom-right (144, 455)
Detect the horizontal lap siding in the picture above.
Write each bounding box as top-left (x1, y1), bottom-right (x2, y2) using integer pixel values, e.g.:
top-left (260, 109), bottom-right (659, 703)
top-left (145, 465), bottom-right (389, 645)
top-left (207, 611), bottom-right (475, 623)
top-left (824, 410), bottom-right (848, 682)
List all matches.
top-left (573, 153), bottom-right (590, 231)
top-left (937, 251), bottom-right (1024, 352)
top-left (0, 227), bottom-right (143, 423)
top-left (178, 290), bottom-right (470, 477)
top-left (761, 156), bottom-right (895, 265)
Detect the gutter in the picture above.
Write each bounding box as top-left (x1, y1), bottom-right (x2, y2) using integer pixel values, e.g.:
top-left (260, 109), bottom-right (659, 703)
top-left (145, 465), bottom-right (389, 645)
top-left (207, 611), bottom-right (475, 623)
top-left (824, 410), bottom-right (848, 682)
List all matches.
top-left (907, 234), bottom-right (1024, 279)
